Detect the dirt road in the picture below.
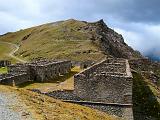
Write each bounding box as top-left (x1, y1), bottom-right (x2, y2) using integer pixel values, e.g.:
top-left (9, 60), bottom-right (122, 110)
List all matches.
top-left (0, 41), bottom-right (27, 63)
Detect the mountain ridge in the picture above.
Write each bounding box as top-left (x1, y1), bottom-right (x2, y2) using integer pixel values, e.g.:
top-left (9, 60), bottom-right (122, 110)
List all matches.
top-left (0, 19), bottom-right (142, 62)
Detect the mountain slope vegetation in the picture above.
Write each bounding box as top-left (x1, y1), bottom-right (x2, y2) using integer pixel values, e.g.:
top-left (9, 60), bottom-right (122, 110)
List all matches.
top-left (0, 19), bottom-right (142, 62)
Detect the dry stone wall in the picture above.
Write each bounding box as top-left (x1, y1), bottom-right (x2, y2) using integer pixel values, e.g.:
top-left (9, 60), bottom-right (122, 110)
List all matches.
top-left (43, 58), bottom-right (133, 119)
top-left (0, 60), bottom-right (11, 67)
top-left (129, 58), bottom-right (160, 71)
top-left (0, 72), bottom-right (29, 86)
top-left (8, 63), bottom-right (30, 74)
top-left (29, 60), bottom-right (71, 82)
top-left (0, 59), bottom-right (71, 86)
top-left (80, 60), bottom-right (95, 69)
top-left (74, 58), bottom-right (133, 104)
top-left (65, 101), bottom-right (133, 119)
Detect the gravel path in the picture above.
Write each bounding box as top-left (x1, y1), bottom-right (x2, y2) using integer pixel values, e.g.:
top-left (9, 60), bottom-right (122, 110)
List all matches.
top-left (0, 92), bottom-right (34, 120)
top-left (0, 41), bottom-right (27, 63)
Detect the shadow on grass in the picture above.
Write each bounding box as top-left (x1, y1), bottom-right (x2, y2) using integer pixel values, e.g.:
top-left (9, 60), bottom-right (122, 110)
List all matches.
top-left (132, 72), bottom-right (160, 120)
top-left (18, 70), bottom-right (78, 88)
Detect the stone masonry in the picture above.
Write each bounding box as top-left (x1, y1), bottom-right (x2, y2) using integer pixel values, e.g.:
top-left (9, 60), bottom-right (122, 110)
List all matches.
top-left (44, 58), bottom-right (134, 119)
top-left (0, 72), bottom-right (30, 86)
top-left (74, 58), bottom-right (132, 104)
top-left (0, 59), bottom-right (71, 86)
top-left (0, 60), bottom-right (11, 67)
top-left (29, 60), bottom-right (71, 82)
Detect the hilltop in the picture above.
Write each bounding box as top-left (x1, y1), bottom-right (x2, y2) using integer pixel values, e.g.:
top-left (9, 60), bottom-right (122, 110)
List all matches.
top-left (0, 19), bottom-right (142, 62)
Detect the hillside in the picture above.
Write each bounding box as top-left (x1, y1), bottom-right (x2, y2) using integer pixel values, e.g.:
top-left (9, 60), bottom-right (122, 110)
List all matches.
top-left (0, 19), bottom-right (142, 62)
top-left (0, 85), bottom-right (117, 120)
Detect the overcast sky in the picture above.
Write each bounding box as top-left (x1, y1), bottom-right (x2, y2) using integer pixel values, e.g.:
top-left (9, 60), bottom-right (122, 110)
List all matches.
top-left (0, 0), bottom-right (160, 55)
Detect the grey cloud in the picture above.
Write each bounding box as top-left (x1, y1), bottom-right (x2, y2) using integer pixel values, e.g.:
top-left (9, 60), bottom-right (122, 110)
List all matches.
top-left (115, 23), bottom-right (160, 55)
top-left (0, 0), bottom-right (160, 58)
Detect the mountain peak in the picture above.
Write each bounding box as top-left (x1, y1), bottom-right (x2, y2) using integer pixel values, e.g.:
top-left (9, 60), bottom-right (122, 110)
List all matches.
top-left (0, 19), bottom-right (142, 61)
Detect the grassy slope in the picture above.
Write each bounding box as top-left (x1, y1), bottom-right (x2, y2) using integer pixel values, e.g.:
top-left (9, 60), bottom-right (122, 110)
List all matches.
top-left (132, 72), bottom-right (160, 119)
top-left (0, 19), bottom-right (105, 62)
top-left (0, 42), bottom-right (14, 61)
top-left (0, 42), bottom-right (11, 58)
top-left (0, 41), bottom-right (22, 63)
top-left (0, 85), bottom-right (117, 120)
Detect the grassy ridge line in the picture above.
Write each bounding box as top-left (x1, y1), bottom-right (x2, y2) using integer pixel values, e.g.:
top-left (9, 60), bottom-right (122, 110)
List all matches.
top-left (0, 85), bottom-right (118, 120)
top-left (0, 20), bottom-right (106, 61)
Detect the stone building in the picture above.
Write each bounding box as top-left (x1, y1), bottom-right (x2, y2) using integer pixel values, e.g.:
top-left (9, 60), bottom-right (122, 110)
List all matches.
top-left (0, 60), bottom-right (11, 67)
top-left (80, 60), bottom-right (95, 69)
top-left (0, 72), bottom-right (30, 86)
top-left (0, 59), bottom-right (72, 86)
top-left (129, 58), bottom-right (160, 72)
top-left (74, 58), bottom-right (132, 104)
top-left (45, 58), bottom-right (133, 119)
top-left (29, 60), bottom-right (71, 82)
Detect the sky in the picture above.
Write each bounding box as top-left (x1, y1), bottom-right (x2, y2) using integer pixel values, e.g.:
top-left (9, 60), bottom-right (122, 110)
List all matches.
top-left (0, 0), bottom-right (160, 56)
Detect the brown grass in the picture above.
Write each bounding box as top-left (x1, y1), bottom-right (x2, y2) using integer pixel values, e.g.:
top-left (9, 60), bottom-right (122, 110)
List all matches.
top-left (0, 85), bottom-right (118, 120)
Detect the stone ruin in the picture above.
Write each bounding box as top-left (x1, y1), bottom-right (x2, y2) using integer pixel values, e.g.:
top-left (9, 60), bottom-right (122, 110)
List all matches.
top-left (0, 58), bottom-right (134, 119)
top-left (0, 60), bottom-right (11, 67)
top-left (79, 60), bottom-right (95, 69)
top-left (0, 59), bottom-right (71, 86)
top-left (45, 58), bottom-right (133, 120)
top-left (74, 58), bottom-right (132, 104)
top-left (129, 58), bottom-right (160, 72)
top-left (29, 59), bottom-right (71, 82)
top-left (129, 58), bottom-right (160, 86)
top-left (71, 60), bottom-right (95, 69)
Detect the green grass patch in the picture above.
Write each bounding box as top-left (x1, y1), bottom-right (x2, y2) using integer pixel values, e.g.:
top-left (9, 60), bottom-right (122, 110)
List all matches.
top-left (0, 67), bottom-right (8, 74)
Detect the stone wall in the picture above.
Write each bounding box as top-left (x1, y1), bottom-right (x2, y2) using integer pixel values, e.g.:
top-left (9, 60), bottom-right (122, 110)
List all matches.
top-left (45, 90), bottom-right (80, 100)
top-left (8, 63), bottom-right (30, 74)
top-left (0, 72), bottom-right (30, 86)
top-left (0, 59), bottom-right (72, 85)
top-left (80, 60), bottom-right (95, 69)
top-left (74, 58), bottom-right (133, 104)
top-left (141, 71), bottom-right (160, 86)
top-left (71, 61), bottom-right (95, 69)
top-left (41, 58), bottom-right (133, 119)
top-left (0, 60), bottom-right (11, 67)
top-left (65, 101), bottom-right (133, 119)
top-left (29, 60), bottom-right (71, 82)
top-left (129, 58), bottom-right (160, 72)
top-left (30, 89), bottom-right (132, 119)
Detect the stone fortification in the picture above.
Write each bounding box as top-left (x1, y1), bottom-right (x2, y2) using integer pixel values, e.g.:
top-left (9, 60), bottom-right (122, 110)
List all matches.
top-left (0, 59), bottom-right (71, 86)
top-left (129, 58), bottom-right (160, 71)
top-left (74, 58), bottom-right (132, 104)
top-left (29, 60), bottom-right (71, 82)
top-left (0, 60), bottom-right (11, 67)
top-left (43, 58), bottom-right (133, 119)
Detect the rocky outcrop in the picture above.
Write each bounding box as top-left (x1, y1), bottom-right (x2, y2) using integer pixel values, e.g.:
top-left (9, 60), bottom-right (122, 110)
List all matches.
top-left (85, 19), bottom-right (142, 59)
